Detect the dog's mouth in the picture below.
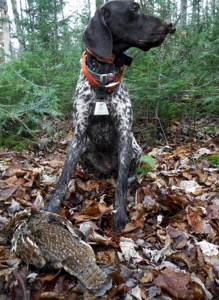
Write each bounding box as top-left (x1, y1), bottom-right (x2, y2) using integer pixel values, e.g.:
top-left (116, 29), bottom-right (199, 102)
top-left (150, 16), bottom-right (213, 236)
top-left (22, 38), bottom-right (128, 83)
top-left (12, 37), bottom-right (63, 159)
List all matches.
top-left (138, 37), bottom-right (164, 44)
top-left (138, 27), bottom-right (175, 48)
top-left (138, 35), bottom-right (165, 48)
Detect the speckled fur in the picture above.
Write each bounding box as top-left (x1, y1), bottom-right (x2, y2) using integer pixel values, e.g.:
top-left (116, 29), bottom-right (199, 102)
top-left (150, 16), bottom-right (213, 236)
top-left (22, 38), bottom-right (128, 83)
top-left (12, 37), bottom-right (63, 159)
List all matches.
top-left (46, 1), bottom-right (173, 231)
top-left (73, 70), bottom-right (141, 174)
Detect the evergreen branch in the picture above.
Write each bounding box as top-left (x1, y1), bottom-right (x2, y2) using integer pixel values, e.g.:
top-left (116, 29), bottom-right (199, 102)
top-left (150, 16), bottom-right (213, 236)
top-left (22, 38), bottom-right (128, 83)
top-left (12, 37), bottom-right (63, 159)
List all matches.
top-left (9, 66), bottom-right (44, 88)
top-left (0, 107), bottom-right (38, 138)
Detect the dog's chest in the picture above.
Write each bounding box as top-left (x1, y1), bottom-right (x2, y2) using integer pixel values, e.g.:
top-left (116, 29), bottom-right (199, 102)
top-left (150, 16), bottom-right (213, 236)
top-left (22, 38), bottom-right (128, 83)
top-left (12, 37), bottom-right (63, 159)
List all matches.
top-left (87, 115), bottom-right (117, 151)
top-left (74, 73), bottom-right (133, 142)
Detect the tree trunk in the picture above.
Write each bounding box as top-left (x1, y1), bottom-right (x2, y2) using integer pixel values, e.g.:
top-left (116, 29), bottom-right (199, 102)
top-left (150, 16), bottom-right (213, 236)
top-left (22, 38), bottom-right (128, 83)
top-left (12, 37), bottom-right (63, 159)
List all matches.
top-left (180, 0), bottom-right (187, 26)
top-left (192, 0), bottom-right (201, 24)
top-left (0, 0), bottom-right (11, 62)
top-left (53, 0), bottom-right (58, 53)
top-left (10, 0), bottom-right (25, 50)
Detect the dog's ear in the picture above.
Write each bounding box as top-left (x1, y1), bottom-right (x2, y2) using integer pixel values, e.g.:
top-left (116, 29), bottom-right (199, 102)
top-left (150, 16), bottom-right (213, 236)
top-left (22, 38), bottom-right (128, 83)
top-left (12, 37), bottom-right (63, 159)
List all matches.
top-left (83, 7), bottom-right (113, 59)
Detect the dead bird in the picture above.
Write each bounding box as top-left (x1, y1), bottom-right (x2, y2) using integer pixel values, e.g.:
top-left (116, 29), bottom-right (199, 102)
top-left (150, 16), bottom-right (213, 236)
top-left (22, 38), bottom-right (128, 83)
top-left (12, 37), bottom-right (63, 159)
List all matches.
top-left (0, 208), bottom-right (112, 296)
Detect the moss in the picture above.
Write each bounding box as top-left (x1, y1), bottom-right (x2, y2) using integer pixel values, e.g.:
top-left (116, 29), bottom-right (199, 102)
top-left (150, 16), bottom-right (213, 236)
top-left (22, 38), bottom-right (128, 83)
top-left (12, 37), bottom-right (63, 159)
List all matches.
top-left (206, 154), bottom-right (219, 165)
top-left (198, 154), bottom-right (219, 166)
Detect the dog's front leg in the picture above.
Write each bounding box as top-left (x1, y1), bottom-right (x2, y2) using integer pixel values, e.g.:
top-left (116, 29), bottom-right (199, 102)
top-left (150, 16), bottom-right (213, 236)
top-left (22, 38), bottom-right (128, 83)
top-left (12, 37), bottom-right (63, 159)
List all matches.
top-left (114, 132), bottom-right (132, 232)
top-left (45, 133), bottom-right (85, 213)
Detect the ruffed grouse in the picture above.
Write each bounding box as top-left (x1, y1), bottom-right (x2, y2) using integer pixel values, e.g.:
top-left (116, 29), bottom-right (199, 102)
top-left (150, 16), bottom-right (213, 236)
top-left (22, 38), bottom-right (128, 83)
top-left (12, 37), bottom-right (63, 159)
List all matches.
top-left (0, 208), bottom-right (112, 296)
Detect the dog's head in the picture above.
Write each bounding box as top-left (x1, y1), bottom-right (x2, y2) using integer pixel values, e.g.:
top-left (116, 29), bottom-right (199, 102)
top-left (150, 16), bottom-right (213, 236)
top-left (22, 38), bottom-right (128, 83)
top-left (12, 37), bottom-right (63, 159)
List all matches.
top-left (83, 0), bottom-right (175, 59)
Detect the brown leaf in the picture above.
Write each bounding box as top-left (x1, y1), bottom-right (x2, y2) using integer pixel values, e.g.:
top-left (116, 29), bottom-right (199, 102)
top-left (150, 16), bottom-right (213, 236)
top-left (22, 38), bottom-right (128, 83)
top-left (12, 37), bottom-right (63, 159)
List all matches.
top-left (140, 271), bottom-right (154, 283)
top-left (0, 184), bottom-right (20, 201)
top-left (89, 231), bottom-right (118, 247)
top-left (38, 292), bottom-right (64, 299)
top-left (15, 198), bottom-right (34, 208)
top-left (154, 268), bottom-right (203, 299)
top-left (96, 250), bottom-right (117, 265)
top-left (36, 269), bottom-right (61, 281)
top-left (166, 251), bottom-right (195, 271)
top-left (108, 272), bottom-right (125, 298)
top-left (75, 179), bottom-right (89, 193)
top-left (167, 225), bottom-right (188, 249)
top-left (123, 219), bottom-right (145, 233)
top-left (206, 205), bottom-right (219, 220)
top-left (187, 211), bottom-right (212, 234)
top-left (42, 160), bottom-right (64, 168)
top-left (5, 175), bottom-right (24, 185)
top-left (73, 200), bottom-right (114, 222)
top-left (157, 192), bottom-right (189, 212)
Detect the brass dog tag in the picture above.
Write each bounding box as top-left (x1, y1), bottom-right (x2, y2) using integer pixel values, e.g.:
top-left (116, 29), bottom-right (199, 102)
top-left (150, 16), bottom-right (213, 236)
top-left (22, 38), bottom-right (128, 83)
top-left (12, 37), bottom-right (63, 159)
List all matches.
top-left (94, 102), bottom-right (109, 115)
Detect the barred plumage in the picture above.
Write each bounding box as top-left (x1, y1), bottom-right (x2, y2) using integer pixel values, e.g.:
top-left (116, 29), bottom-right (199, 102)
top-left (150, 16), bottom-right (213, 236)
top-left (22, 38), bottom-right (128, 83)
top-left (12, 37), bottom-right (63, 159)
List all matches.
top-left (0, 209), bottom-right (112, 296)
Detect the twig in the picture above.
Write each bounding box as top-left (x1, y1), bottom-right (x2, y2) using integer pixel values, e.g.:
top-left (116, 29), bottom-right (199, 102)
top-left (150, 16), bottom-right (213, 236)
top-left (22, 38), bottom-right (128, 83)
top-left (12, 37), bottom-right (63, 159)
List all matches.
top-left (155, 99), bottom-right (169, 146)
top-left (155, 45), bottom-right (169, 146)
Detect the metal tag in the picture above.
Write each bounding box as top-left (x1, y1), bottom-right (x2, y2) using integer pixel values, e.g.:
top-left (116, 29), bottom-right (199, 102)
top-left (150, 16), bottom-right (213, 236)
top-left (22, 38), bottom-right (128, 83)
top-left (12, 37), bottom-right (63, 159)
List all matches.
top-left (94, 102), bottom-right (109, 115)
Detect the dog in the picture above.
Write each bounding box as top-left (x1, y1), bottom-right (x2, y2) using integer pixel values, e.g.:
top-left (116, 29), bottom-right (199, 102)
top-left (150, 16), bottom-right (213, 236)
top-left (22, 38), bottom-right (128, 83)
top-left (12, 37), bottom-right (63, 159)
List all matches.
top-left (45, 0), bottom-right (174, 232)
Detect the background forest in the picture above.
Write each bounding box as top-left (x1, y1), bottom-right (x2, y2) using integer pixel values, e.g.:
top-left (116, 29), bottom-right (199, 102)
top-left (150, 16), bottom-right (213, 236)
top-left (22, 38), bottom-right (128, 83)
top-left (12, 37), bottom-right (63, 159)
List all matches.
top-left (0, 1), bottom-right (219, 299)
top-left (0, 0), bottom-right (218, 150)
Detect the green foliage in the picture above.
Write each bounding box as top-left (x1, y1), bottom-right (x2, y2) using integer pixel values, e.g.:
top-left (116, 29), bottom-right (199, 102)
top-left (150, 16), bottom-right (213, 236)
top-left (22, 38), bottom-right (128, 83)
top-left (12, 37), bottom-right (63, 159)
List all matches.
top-left (0, 0), bottom-right (83, 149)
top-left (127, 26), bottom-right (219, 123)
top-left (0, 134), bottom-right (30, 151)
top-left (137, 155), bottom-right (156, 174)
top-left (125, 6), bottom-right (219, 140)
top-left (1, 0), bottom-right (218, 149)
top-left (0, 41), bottom-right (81, 149)
top-left (0, 58), bottom-right (56, 148)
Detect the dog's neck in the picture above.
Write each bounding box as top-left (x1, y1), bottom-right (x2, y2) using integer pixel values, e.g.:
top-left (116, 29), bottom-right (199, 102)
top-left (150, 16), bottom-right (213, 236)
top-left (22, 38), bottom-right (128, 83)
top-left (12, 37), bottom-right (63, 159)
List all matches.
top-left (86, 52), bottom-right (120, 74)
top-left (82, 48), bottom-right (133, 93)
top-left (86, 49), bottom-right (133, 74)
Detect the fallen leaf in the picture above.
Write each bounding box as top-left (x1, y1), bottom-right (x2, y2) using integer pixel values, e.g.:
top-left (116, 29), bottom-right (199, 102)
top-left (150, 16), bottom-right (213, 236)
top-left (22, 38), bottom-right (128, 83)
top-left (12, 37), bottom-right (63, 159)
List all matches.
top-left (187, 211), bottom-right (212, 234)
top-left (154, 268), bottom-right (203, 299)
top-left (73, 200), bottom-right (114, 222)
top-left (36, 269), bottom-right (61, 281)
top-left (119, 237), bottom-right (143, 263)
top-left (206, 205), bottom-right (219, 219)
top-left (96, 250), bottom-right (117, 265)
top-left (180, 180), bottom-right (203, 195)
top-left (130, 285), bottom-right (142, 300)
top-left (197, 241), bottom-right (219, 256)
top-left (90, 230), bottom-right (118, 247)
top-left (193, 148), bottom-right (211, 159)
top-left (140, 271), bottom-right (154, 283)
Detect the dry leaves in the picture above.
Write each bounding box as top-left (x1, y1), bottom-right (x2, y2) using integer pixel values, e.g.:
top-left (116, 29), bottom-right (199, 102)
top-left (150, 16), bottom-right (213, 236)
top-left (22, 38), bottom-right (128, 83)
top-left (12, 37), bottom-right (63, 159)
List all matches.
top-left (0, 129), bottom-right (219, 299)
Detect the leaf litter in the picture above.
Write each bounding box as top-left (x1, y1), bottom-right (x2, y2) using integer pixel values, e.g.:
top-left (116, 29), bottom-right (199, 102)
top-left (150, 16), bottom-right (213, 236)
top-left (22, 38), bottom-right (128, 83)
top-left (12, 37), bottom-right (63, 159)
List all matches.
top-left (0, 123), bottom-right (219, 299)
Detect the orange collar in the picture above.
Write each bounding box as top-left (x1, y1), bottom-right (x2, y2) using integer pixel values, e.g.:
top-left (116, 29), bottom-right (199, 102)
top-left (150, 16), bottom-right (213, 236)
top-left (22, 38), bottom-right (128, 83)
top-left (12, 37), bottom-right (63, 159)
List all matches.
top-left (82, 51), bottom-right (125, 93)
top-left (86, 47), bottom-right (115, 64)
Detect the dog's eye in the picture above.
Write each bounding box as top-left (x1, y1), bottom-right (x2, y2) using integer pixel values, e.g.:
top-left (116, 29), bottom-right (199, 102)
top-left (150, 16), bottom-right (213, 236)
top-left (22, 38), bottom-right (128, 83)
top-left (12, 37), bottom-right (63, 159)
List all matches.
top-left (132, 5), bottom-right (140, 13)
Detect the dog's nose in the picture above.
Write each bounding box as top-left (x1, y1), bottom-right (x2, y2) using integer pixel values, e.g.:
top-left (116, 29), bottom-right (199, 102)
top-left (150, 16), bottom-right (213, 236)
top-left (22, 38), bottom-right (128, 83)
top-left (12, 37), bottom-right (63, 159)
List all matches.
top-left (164, 20), bottom-right (172, 28)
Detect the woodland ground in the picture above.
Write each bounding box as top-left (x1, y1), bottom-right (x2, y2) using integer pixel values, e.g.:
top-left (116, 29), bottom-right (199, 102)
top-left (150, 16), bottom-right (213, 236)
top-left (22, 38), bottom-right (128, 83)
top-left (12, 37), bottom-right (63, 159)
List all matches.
top-left (0, 116), bottom-right (218, 300)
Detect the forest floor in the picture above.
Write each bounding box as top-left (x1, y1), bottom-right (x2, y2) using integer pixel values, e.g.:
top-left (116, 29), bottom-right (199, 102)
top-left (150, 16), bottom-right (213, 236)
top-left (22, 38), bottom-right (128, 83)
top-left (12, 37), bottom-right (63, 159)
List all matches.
top-left (0, 117), bottom-right (219, 300)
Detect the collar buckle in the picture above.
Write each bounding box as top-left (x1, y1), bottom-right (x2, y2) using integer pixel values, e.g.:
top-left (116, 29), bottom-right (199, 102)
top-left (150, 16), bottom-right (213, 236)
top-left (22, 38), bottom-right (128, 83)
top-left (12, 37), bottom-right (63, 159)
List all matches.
top-left (99, 73), bottom-right (115, 84)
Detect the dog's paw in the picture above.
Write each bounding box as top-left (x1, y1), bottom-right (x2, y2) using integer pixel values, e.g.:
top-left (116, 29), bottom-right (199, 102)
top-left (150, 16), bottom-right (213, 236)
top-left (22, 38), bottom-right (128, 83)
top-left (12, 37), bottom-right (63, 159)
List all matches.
top-left (113, 210), bottom-right (129, 233)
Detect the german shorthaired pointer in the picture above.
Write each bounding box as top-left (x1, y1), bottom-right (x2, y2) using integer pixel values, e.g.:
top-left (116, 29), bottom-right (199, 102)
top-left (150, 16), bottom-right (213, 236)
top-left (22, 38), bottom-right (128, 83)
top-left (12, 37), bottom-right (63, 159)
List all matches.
top-left (46, 1), bottom-right (174, 231)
